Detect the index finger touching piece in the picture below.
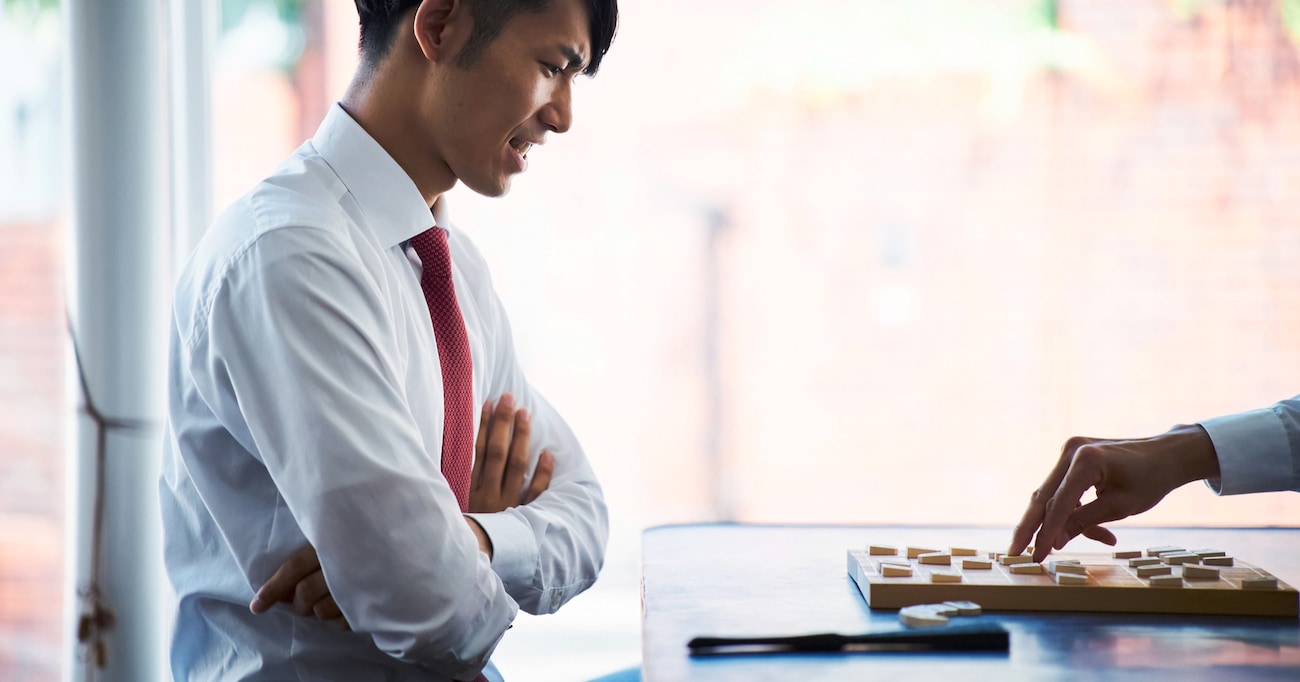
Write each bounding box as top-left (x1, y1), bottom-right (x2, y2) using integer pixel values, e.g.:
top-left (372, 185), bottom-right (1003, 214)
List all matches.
top-left (1009, 436), bottom-right (1100, 556)
top-left (1033, 449), bottom-right (1103, 562)
top-left (1009, 488), bottom-right (1050, 557)
top-left (1008, 442), bottom-right (1083, 555)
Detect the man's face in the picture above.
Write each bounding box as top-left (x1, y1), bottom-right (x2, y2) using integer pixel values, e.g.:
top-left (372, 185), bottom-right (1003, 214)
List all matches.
top-left (433, 0), bottom-right (592, 197)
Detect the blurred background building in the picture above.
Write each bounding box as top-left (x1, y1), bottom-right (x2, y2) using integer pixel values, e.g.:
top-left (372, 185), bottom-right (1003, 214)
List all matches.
top-left (2, 0), bottom-right (1300, 679)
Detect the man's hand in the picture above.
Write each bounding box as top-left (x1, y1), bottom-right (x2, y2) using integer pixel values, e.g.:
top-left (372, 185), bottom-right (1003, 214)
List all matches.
top-left (1009, 424), bottom-right (1220, 563)
top-left (469, 394), bottom-right (554, 514)
top-left (253, 515), bottom-right (490, 630)
top-left (249, 544), bottom-right (348, 630)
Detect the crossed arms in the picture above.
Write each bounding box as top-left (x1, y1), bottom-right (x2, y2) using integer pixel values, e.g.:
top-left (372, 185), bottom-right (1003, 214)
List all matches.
top-left (252, 395), bottom-right (555, 630)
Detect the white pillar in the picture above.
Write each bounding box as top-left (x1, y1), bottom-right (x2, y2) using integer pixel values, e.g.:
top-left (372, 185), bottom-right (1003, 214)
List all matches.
top-left (65, 0), bottom-right (169, 679)
top-left (169, 0), bottom-right (216, 268)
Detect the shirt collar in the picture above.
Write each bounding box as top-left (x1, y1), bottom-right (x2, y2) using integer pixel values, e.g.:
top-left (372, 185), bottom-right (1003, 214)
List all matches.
top-left (312, 103), bottom-right (434, 247)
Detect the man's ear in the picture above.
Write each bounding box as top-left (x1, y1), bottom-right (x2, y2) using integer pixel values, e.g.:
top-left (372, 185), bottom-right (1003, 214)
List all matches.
top-left (413, 0), bottom-right (469, 64)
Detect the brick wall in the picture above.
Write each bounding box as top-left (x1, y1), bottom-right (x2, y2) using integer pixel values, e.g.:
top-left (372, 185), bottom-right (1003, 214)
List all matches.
top-left (0, 220), bottom-right (65, 679)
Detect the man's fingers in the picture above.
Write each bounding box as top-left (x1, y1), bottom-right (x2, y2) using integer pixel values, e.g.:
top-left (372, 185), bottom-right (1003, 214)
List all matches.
top-left (1009, 437), bottom-right (1096, 555)
top-left (1036, 520), bottom-right (1118, 558)
top-left (471, 399), bottom-right (493, 490)
top-left (1033, 446), bottom-right (1105, 562)
top-left (251, 544), bottom-right (320, 614)
top-left (523, 450), bottom-right (554, 505)
top-left (1054, 497), bottom-right (1126, 550)
top-left (501, 409), bottom-right (532, 501)
top-left (1081, 524), bottom-right (1117, 546)
top-left (292, 570), bottom-right (331, 617)
top-left (314, 594), bottom-right (350, 630)
top-left (248, 545), bottom-right (344, 625)
top-left (480, 393), bottom-right (516, 492)
top-left (1009, 489), bottom-right (1050, 557)
top-left (312, 595), bottom-right (343, 621)
top-left (327, 617), bottom-right (351, 632)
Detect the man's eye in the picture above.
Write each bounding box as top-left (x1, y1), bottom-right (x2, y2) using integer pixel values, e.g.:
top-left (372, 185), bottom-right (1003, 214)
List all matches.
top-left (541, 62), bottom-right (562, 76)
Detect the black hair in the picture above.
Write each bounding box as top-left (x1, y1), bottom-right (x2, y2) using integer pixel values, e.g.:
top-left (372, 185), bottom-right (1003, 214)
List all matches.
top-left (353, 0), bottom-right (618, 76)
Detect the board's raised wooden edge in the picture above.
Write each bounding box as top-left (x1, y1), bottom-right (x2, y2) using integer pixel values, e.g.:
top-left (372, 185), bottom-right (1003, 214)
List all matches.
top-left (846, 550), bottom-right (1299, 618)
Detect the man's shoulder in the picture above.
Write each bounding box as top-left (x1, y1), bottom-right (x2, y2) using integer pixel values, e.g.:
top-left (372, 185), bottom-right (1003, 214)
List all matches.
top-left (194, 151), bottom-right (354, 268)
top-left (227, 151), bottom-right (351, 244)
top-left (174, 149), bottom-right (361, 315)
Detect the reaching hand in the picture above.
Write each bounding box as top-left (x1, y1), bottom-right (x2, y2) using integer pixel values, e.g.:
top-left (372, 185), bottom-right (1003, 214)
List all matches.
top-left (469, 393), bottom-right (554, 514)
top-left (1009, 424), bottom-right (1220, 563)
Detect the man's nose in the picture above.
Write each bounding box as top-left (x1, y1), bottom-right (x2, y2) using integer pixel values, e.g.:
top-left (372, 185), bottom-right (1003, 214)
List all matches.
top-left (540, 87), bottom-right (572, 134)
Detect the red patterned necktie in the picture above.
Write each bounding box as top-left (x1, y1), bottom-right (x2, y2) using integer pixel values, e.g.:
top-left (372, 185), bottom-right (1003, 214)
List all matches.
top-left (410, 227), bottom-right (474, 513)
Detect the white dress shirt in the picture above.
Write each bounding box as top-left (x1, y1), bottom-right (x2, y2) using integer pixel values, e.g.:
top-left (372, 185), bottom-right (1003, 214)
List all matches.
top-left (1200, 395), bottom-right (1300, 495)
top-left (160, 104), bottom-right (608, 681)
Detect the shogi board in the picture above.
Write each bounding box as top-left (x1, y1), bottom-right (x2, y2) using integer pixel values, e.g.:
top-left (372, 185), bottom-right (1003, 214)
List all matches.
top-left (848, 549), bottom-right (1298, 617)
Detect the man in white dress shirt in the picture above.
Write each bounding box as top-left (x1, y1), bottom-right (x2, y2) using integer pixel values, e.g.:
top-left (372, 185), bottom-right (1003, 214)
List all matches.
top-left (158, 1), bottom-right (618, 680)
top-left (1010, 396), bottom-right (1300, 561)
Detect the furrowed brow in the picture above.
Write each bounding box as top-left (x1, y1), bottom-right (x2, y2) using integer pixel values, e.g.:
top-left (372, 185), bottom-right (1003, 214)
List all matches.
top-left (560, 45), bottom-right (587, 72)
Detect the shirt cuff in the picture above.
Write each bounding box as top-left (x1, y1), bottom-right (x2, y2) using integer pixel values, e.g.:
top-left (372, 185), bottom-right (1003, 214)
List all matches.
top-left (1199, 408), bottom-right (1292, 495)
top-left (465, 510), bottom-right (539, 598)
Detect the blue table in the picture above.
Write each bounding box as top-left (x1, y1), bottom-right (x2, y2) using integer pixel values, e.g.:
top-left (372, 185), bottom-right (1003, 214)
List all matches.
top-left (641, 524), bottom-right (1300, 680)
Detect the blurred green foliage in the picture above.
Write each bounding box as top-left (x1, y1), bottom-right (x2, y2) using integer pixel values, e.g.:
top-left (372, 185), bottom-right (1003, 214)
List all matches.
top-left (221, 0), bottom-right (304, 34)
top-left (1170, 0), bottom-right (1218, 20)
top-left (0, 0), bottom-right (309, 31)
top-left (1283, 0), bottom-right (1300, 44)
top-left (1035, 0), bottom-right (1059, 30)
top-left (0, 0), bottom-right (56, 31)
top-left (2, 0), bottom-right (57, 11)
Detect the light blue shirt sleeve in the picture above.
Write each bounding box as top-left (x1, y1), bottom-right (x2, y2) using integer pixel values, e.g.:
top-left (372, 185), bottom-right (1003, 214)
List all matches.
top-left (1199, 395), bottom-right (1300, 495)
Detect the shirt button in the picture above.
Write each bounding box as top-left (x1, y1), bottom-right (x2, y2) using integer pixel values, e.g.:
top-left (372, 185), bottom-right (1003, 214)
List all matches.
top-left (550, 592), bottom-right (562, 613)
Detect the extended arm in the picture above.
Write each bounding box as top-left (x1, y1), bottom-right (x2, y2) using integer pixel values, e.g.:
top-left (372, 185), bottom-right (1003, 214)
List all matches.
top-left (1009, 396), bottom-right (1300, 563)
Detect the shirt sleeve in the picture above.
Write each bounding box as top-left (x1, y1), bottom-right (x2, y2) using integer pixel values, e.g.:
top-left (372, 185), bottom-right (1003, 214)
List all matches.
top-left (201, 226), bottom-right (516, 678)
top-left (454, 232), bottom-right (609, 616)
top-left (1199, 395), bottom-right (1300, 495)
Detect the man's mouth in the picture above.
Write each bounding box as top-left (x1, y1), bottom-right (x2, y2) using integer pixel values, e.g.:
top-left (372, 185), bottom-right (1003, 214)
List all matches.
top-left (509, 138), bottom-right (532, 159)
